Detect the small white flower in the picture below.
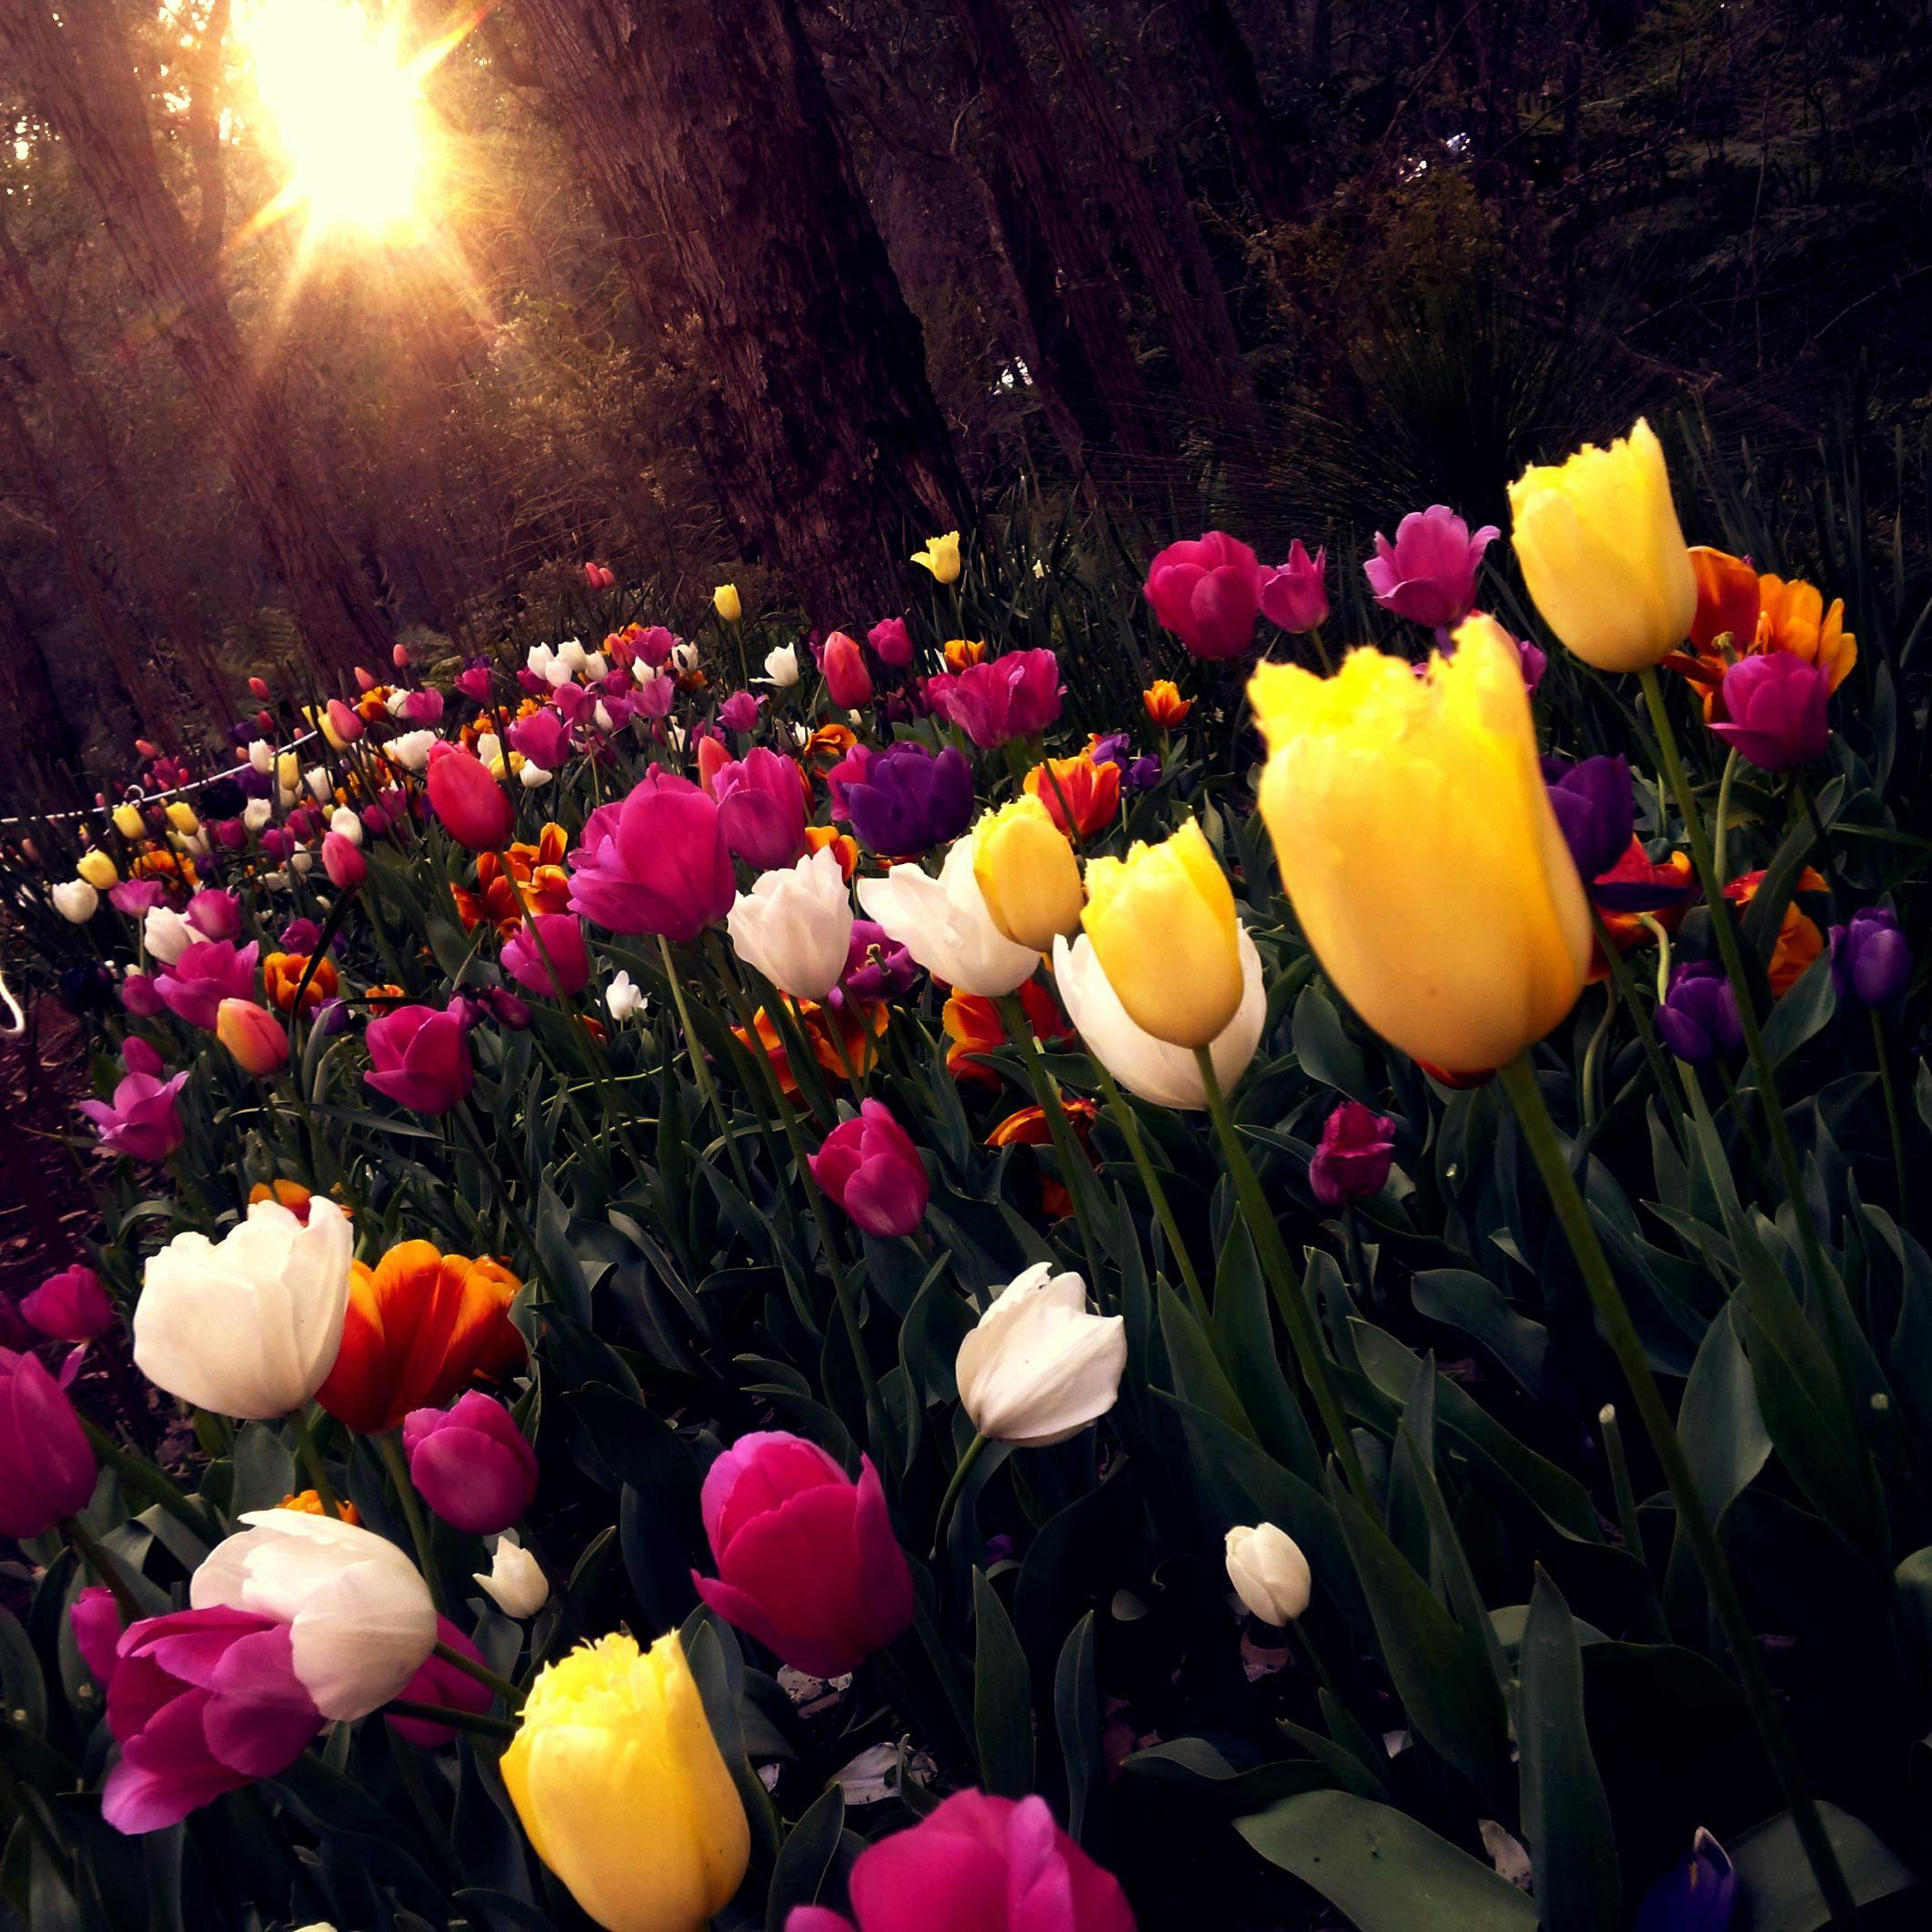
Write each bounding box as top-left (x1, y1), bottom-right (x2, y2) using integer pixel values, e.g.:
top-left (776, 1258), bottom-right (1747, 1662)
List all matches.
top-left (305, 764), bottom-right (331, 801)
top-left (263, 870), bottom-right (291, 891)
top-left (525, 643), bottom-right (558, 682)
top-left (955, 1264), bottom-right (1126, 1447)
top-left (1224, 1523), bottom-right (1312, 1625)
top-left (519, 762), bottom-right (554, 790)
top-left (476, 731), bottom-right (503, 767)
top-left (247, 740), bottom-right (275, 775)
top-left (142, 904), bottom-right (203, 965)
top-left (387, 730), bottom-right (437, 772)
top-left (243, 799), bottom-right (273, 832)
top-left (790, 721), bottom-right (811, 749)
top-left (666, 723), bottom-right (689, 754)
top-left (290, 849), bottom-right (315, 876)
top-left (670, 641), bottom-right (699, 675)
top-left (758, 643), bottom-right (800, 689)
top-left (53, 879), bottom-right (98, 922)
top-left (727, 848), bottom-right (854, 1001)
top-left (606, 971), bottom-right (646, 1022)
top-left (329, 807), bottom-right (363, 846)
top-left (593, 701), bottom-right (616, 734)
top-left (384, 689), bottom-right (412, 719)
top-left (474, 1532), bottom-right (548, 1618)
top-left (582, 650), bottom-right (609, 681)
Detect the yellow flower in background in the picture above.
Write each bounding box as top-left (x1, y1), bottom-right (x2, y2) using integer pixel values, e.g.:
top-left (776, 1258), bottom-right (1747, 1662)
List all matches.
top-left (943, 638), bottom-right (988, 671)
top-left (911, 530), bottom-right (962, 584)
top-left (112, 802), bottom-right (146, 839)
top-left (1508, 418), bottom-right (1696, 671)
top-left (1081, 819), bottom-right (1243, 1051)
top-left (712, 582), bottom-right (741, 623)
top-left (1250, 616), bottom-right (1590, 1076)
top-left (165, 800), bottom-right (199, 834)
top-left (277, 751), bottom-right (301, 792)
top-left (76, 849), bottom-right (118, 890)
top-left (973, 797), bottom-right (1084, 952)
top-left (503, 1631), bottom-right (749, 1932)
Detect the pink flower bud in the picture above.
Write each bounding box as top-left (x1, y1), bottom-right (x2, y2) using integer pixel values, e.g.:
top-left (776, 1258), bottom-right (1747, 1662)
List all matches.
top-left (247, 677), bottom-right (271, 699)
top-left (21, 1264), bottom-right (116, 1342)
top-left (392, 642), bottom-right (411, 670)
top-left (322, 831), bottom-right (367, 891)
top-left (821, 630), bottom-right (874, 709)
top-left (403, 1393), bottom-right (538, 1535)
top-left (809, 1100), bottom-right (928, 1236)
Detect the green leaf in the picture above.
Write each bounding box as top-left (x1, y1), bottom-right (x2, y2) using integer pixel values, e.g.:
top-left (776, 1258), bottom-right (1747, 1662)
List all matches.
top-left (1410, 1268), bottom-right (1548, 1400)
top-left (765, 1785), bottom-right (846, 1932)
top-left (1292, 984), bottom-right (1372, 1102)
top-left (1738, 778), bottom-right (1841, 961)
top-left (1211, 1222), bottom-right (1323, 1483)
top-left (1518, 1570), bottom-right (1619, 1932)
top-left (1235, 1790), bottom-right (1537, 1931)
top-left (1159, 1284), bottom-right (1251, 1437)
top-left (972, 1567), bottom-right (1032, 1798)
top-left (1729, 1801), bottom-right (1918, 1930)
top-left (1052, 1612), bottom-right (1101, 1842)
top-left (1757, 952), bottom-right (1836, 1069)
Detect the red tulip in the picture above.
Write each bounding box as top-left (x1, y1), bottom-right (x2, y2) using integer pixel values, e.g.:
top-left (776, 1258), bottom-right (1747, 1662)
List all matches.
top-left (821, 631), bottom-right (874, 709)
top-left (427, 751), bottom-right (515, 852)
top-left (322, 831), bottom-right (367, 891)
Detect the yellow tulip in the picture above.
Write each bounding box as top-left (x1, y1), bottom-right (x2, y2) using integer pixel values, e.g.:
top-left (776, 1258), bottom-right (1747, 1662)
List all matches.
top-left (1508, 417), bottom-right (1696, 671)
top-left (502, 1631), bottom-right (749, 1932)
top-left (1250, 617), bottom-right (1590, 1076)
top-left (75, 849), bottom-right (118, 890)
top-left (165, 800), bottom-right (199, 834)
top-left (112, 802), bottom-right (146, 839)
top-left (911, 530), bottom-right (962, 585)
top-left (712, 582), bottom-right (741, 623)
top-left (276, 751), bottom-right (300, 792)
top-left (972, 797), bottom-right (1084, 952)
top-left (1081, 819), bottom-right (1243, 1050)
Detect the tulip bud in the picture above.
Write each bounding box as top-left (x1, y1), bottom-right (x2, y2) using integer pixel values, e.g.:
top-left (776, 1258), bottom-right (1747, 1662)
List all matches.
top-left (248, 674), bottom-right (272, 699)
top-left (22, 1263), bottom-right (115, 1343)
top-left (112, 801), bottom-right (146, 839)
top-left (321, 831), bottom-right (367, 891)
top-left (166, 800), bottom-right (199, 834)
top-left (821, 630), bottom-right (873, 709)
top-left (217, 998), bottom-right (291, 1076)
top-left (972, 797), bottom-right (1084, 951)
top-left (1308, 1101), bottom-right (1396, 1207)
top-left (53, 879), bottom-right (99, 922)
top-left (1830, 907), bottom-right (1912, 1010)
top-left (475, 1533), bottom-right (548, 1617)
top-left (810, 1100), bottom-right (929, 1237)
top-left (0, 1351), bottom-right (96, 1538)
top-left (392, 642), bottom-right (411, 670)
top-left (75, 848), bottom-right (118, 889)
top-left (426, 750), bottom-right (515, 852)
top-left (1224, 1522), bottom-right (1313, 1625)
top-left (713, 581), bottom-right (742, 623)
top-left (404, 1393), bottom-right (538, 1534)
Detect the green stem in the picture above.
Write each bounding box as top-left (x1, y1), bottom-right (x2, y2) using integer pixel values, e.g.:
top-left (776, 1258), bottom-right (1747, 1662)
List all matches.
top-left (377, 1430), bottom-right (444, 1614)
top-left (1593, 908), bottom-right (1684, 1156)
top-left (452, 1100), bottom-right (540, 1264)
top-left (1597, 1403), bottom-right (1648, 1566)
top-left (1579, 983), bottom-right (1616, 1135)
top-left (931, 1430), bottom-right (990, 1558)
top-left (287, 1404), bottom-right (346, 1525)
top-left (996, 992), bottom-right (1103, 1287)
top-left (387, 1696), bottom-right (518, 1740)
top-left (659, 935), bottom-right (764, 1213)
top-left (1712, 747), bottom-right (1742, 883)
top-left (78, 1414), bottom-right (213, 1538)
top-left (65, 1515), bottom-right (142, 1623)
top-left (432, 1638), bottom-right (525, 1708)
top-left (1092, 1059), bottom-right (1207, 1316)
top-left (1496, 1051), bottom-right (1856, 1928)
top-left (1192, 1046), bottom-right (1367, 1497)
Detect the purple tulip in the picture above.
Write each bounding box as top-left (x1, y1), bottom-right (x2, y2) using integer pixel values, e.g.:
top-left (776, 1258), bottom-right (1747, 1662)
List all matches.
top-left (1260, 539), bottom-right (1330, 634)
top-left (1308, 1102), bottom-right (1395, 1207)
top-left (568, 770), bottom-right (735, 941)
top-left (1544, 755), bottom-right (1635, 884)
top-left (1656, 961), bottom-right (1743, 1064)
top-left (810, 1100), bottom-right (929, 1237)
top-left (184, 889), bottom-right (242, 941)
top-left (101, 1606), bottom-right (325, 1832)
top-left (501, 913), bottom-right (590, 1000)
top-left (403, 1393), bottom-right (538, 1535)
top-left (1710, 653), bottom-right (1830, 772)
top-left (21, 1264), bottom-right (115, 1343)
top-left (78, 1070), bottom-right (189, 1162)
top-left (70, 1585), bottom-right (125, 1692)
top-left (1635, 1827), bottom-right (1736, 1932)
top-left (1516, 634), bottom-right (1548, 693)
top-left (1143, 532), bottom-right (1264, 659)
top-left (840, 921), bottom-right (919, 1002)
top-left (1089, 731), bottom-right (1132, 770)
top-left (1364, 505), bottom-right (1498, 629)
top-left (508, 707), bottom-right (573, 772)
top-left (1830, 907), bottom-right (1911, 1009)
top-left (1124, 753), bottom-right (1162, 791)
top-left (928, 649), bottom-right (1062, 748)
top-left (386, 1615), bottom-right (494, 1746)
top-left (714, 746), bottom-right (808, 870)
top-left (0, 1348), bottom-right (96, 1536)
top-left (483, 986), bottom-right (531, 1031)
top-left (869, 616), bottom-right (914, 668)
top-left (155, 940), bottom-right (259, 1031)
top-left (364, 1005), bottom-right (475, 1115)
top-left (843, 742), bottom-right (975, 856)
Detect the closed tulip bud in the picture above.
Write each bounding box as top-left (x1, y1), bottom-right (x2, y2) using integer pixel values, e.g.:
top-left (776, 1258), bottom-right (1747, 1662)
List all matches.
top-left (427, 750), bottom-right (515, 851)
top-left (475, 1532), bottom-right (549, 1617)
top-left (392, 642), bottom-right (411, 670)
top-left (404, 1392), bottom-right (538, 1535)
top-left (810, 1100), bottom-right (929, 1238)
top-left (1224, 1522), bottom-right (1312, 1625)
top-left (322, 831), bottom-right (367, 891)
top-left (70, 1585), bottom-right (125, 1692)
top-left (1250, 619), bottom-right (1590, 1076)
top-left (911, 529), bottom-right (961, 584)
top-left (1830, 907), bottom-right (1911, 1010)
top-left (956, 1264), bottom-right (1126, 1447)
top-left (1142, 679), bottom-right (1192, 729)
top-left (113, 801), bottom-right (146, 839)
top-left (1709, 652), bottom-right (1830, 772)
top-left (354, 664), bottom-right (377, 691)
top-left (868, 616), bottom-right (914, 668)
top-left (76, 848), bottom-right (118, 889)
top-left (22, 1263), bottom-right (116, 1342)
top-left (502, 912), bottom-right (591, 999)
top-left (728, 847), bottom-right (855, 1001)
top-left (324, 698), bottom-right (363, 747)
top-left (713, 581), bottom-right (742, 623)
top-left (1308, 1101), bottom-right (1396, 1207)
top-left (1081, 820), bottom-right (1244, 1050)
top-left (257, 708), bottom-right (276, 733)
top-left (821, 630), bottom-right (873, 709)
top-left (53, 879), bottom-right (99, 922)
top-left (972, 797), bottom-right (1084, 951)
top-left (1509, 418), bottom-right (1696, 671)
top-left (504, 1631), bottom-right (750, 1932)
top-left (248, 675), bottom-right (271, 699)
top-left (0, 1347), bottom-right (97, 1537)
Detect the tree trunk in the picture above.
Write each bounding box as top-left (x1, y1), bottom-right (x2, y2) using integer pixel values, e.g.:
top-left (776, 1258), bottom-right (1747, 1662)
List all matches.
top-left (948, 0), bottom-right (1167, 469)
top-left (1034, 0), bottom-right (1262, 443)
top-left (1173, 0), bottom-right (1299, 227)
top-left (507, 0), bottom-right (963, 623)
top-left (0, 575), bottom-right (87, 812)
top-left (0, 0), bottom-right (395, 677)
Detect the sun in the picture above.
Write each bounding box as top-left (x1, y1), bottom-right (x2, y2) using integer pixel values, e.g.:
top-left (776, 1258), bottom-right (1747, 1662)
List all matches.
top-left (238, 1), bottom-right (434, 239)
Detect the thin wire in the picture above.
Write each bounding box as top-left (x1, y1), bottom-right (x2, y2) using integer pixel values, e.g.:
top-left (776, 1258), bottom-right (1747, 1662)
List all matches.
top-left (0, 730), bottom-right (324, 830)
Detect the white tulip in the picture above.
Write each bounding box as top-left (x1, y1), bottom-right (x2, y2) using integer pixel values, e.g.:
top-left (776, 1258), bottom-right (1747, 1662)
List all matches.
top-left (519, 761), bottom-right (554, 790)
top-left (134, 1199), bottom-right (353, 1420)
top-left (476, 731), bottom-right (503, 767)
top-left (385, 689), bottom-right (412, 719)
top-left (191, 1509), bottom-right (437, 1720)
top-left (474, 1531), bottom-right (548, 1618)
top-left (244, 798), bottom-right (273, 832)
top-left (329, 807), bottom-right (363, 846)
top-left (387, 730), bottom-right (437, 772)
top-left (263, 870), bottom-right (291, 891)
top-left (53, 879), bottom-right (99, 923)
top-left (305, 765), bottom-right (332, 801)
top-left (1224, 1523), bottom-right (1312, 1625)
top-left (290, 849), bottom-right (315, 876)
top-left (606, 971), bottom-right (646, 1022)
top-left (582, 650), bottom-right (609, 681)
top-left (593, 701), bottom-right (616, 733)
top-left (728, 847), bottom-right (854, 1001)
top-left (247, 740), bottom-right (275, 775)
top-left (555, 638), bottom-right (588, 676)
top-left (759, 643), bottom-right (800, 689)
top-left (1052, 926), bottom-right (1266, 1112)
top-left (857, 833), bottom-right (1038, 998)
top-left (666, 722), bottom-right (689, 754)
top-left (670, 641), bottom-right (699, 675)
top-left (142, 904), bottom-right (204, 965)
top-left (525, 643), bottom-right (557, 681)
top-left (954, 1263), bottom-right (1127, 1448)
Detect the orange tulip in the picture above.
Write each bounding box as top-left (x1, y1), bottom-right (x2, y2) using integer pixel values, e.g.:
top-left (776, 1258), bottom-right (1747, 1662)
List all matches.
top-left (1142, 679), bottom-right (1192, 729)
top-left (450, 825), bottom-right (571, 938)
top-left (356, 685), bottom-right (393, 720)
top-left (317, 1241), bottom-right (527, 1434)
top-left (1023, 754), bottom-right (1120, 840)
top-left (264, 951), bottom-right (340, 1015)
top-left (802, 722), bottom-right (858, 771)
top-left (803, 824), bottom-right (860, 880)
top-left (247, 1179), bottom-right (339, 1223)
top-left (943, 639), bottom-right (989, 671)
top-left (985, 1095), bottom-right (1098, 1148)
top-left (1756, 575), bottom-right (1857, 690)
top-left (730, 998), bottom-right (888, 1102)
top-left (942, 980), bottom-right (1071, 1089)
top-left (1725, 867), bottom-right (1827, 996)
top-left (277, 1487), bottom-right (360, 1524)
top-left (1687, 547), bottom-right (1761, 653)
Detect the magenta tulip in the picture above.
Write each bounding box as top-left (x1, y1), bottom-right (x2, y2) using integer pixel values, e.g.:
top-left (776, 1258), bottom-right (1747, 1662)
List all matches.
top-left (403, 1393), bottom-right (538, 1535)
top-left (1363, 505), bottom-right (1497, 629)
top-left (568, 769), bottom-right (737, 940)
top-left (692, 1431), bottom-right (914, 1678)
top-left (70, 1585), bottom-right (125, 1692)
top-left (1259, 540), bottom-right (1330, 634)
top-left (822, 631), bottom-right (875, 709)
top-left (386, 1615), bottom-right (495, 1746)
top-left (810, 1101), bottom-right (929, 1237)
top-left (929, 649), bottom-right (1062, 749)
top-left (21, 1264), bottom-right (115, 1343)
top-left (110, 880), bottom-right (166, 917)
top-left (1709, 652), bottom-right (1830, 772)
top-left (327, 697), bottom-right (364, 744)
top-left (403, 688), bottom-right (445, 727)
top-left (322, 830), bottom-right (367, 891)
top-left (716, 747), bottom-right (809, 870)
top-left (718, 689), bottom-right (764, 733)
top-left (78, 1070), bottom-right (189, 1162)
top-left (427, 750), bottom-right (516, 852)
top-left (102, 1606), bottom-right (325, 1832)
top-left (501, 913), bottom-right (590, 1000)
top-left (155, 940), bottom-right (259, 1031)
top-left (0, 1348), bottom-right (96, 1536)
top-left (868, 617), bottom-right (914, 668)
top-left (1308, 1101), bottom-right (1396, 1208)
top-left (1143, 531), bottom-right (1263, 659)
top-left (121, 1037), bottom-right (166, 1078)
top-left (786, 1790), bottom-right (1136, 1932)
top-left (184, 889), bottom-right (242, 941)
top-left (507, 707), bottom-right (574, 772)
top-left (119, 971), bottom-right (165, 1019)
top-left (364, 1005), bottom-right (475, 1115)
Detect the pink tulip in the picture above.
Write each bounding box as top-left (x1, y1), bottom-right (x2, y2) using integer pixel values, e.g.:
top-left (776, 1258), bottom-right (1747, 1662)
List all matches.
top-left (247, 676), bottom-right (271, 700)
top-left (119, 971), bottom-right (165, 1020)
top-left (70, 1585), bottom-right (125, 1692)
top-left (719, 689), bottom-right (764, 733)
top-left (1363, 505), bottom-right (1497, 629)
top-left (185, 889), bottom-right (242, 941)
top-left (1308, 1101), bottom-right (1396, 1207)
top-left (402, 688), bottom-right (445, 727)
top-left (455, 660), bottom-right (493, 703)
top-left (156, 940), bottom-right (258, 1031)
top-left (508, 708), bottom-right (573, 772)
top-left (567, 770), bottom-right (736, 941)
top-left (501, 912), bottom-right (590, 999)
top-left (78, 1070), bottom-right (189, 1162)
top-left (929, 649), bottom-right (1062, 749)
top-left (211, 818), bottom-right (247, 850)
top-left (122, 1037), bottom-right (166, 1078)
top-left (1143, 532), bottom-right (1263, 659)
top-left (1259, 539), bottom-right (1330, 634)
top-left (355, 665), bottom-right (377, 692)
top-left (787, 1790), bottom-right (1136, 1932)
top-left (809, 1101), bottom-right (928, 1237)
top-left (715, 746), bottom-right (809, 870)
top-left (868, 617), bottom-right (914, 669)
top-left (427, 750), bottom-right (515, 853)
top-left (632, 625), bottom-right (677, 669)
top-left (1710, 653), bottom-right (1830, 773)
top-left (322, 830), bottom-right (367, 891)
top-left (110, 880), bottom-right (166, 918)
top-left (22, 1264), bottom-right (115, 1343)
top-left (365, 1005), bottom-right (475, 1115)
top-left (327, 697), bottom-right (363, 744)
top-left (216, 999), bottom-right (291, 1078)
top-left (102, 1607), bottom-right (325, 1832)
top-left (403, 1393), bottom-right (538, 1535)
top-left (692, 1432), bottom-right (914, 1677)
top-left (822, 631), bottom-right (874, 709)
top-left (0, 1347), bottom-right (96, 1536)
top-left (386, 1615), bottom-right (495, 1746)
top-left (393, 642), bottom-right (412, 670)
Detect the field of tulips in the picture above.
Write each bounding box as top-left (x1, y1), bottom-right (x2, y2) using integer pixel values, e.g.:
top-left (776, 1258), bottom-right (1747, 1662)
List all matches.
top-left (4, 418), bottom-right (1931, 1932)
